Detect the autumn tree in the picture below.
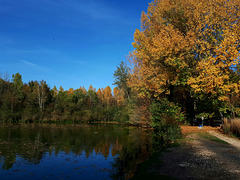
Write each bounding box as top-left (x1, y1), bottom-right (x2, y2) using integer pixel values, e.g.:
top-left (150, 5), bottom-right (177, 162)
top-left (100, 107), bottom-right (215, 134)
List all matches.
top-left (113, 87), bottom-right (124, 106)
top-left (103, 86), bottom-right (113, 106)
top-left (128, 0), bottom-right (198, 124)
top-left (129, 0), bottom-right (195, 98)
top-left (96, 88), bottom-right (102, 99)
top-left (79, 86), bottom-right (87, 94)
top-left (128, 0), bottom-right (240, 123)
top-left (52, 86), bottom-right (58, 96)
top-left (67, 88), bottom-right (74, 95)
top-left (186, 0), bottom-right (240, 118)
top-left (101, 86), bottom-right (113, 121)
top-left (59, 86), bottom-right (64, 92)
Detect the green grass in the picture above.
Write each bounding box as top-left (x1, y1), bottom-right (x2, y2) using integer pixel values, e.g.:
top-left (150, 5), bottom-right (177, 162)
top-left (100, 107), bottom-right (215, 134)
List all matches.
top-left (197, 132), bottom-right (229, 144)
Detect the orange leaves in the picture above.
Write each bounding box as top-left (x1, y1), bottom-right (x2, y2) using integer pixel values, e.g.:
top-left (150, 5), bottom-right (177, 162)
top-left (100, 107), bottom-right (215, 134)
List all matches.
top-left (88, 85), bottom-right (96, 92)
top-left (97, 86), bottom-right (123, 107)
top-left (67, 88), bottom-right (74, 95)
top-left (188, 2), bottom-right (240, 100)
top-left (96, 88), bottom-right (103, 101)
top-left (113, 87), bottom-right (124, 106)
top-left (103, 86), bottom-right (112, 104)
top-left (129, 0), bottom-right (240, 103)
top-left (129, 0), bottom-right (197, 98)
top-left (188, 55), bottom-right (240, 102)
top-left (188, 59), bottom-right (222, 94)
top-left (59, 86), bottom-right (64, 92)
top-left (79, 86), bottom-right (87, 94)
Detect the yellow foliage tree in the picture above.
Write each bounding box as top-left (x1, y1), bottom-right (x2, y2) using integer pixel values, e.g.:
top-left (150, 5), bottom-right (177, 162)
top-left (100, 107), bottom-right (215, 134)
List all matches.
top-left (129, 0), bottom-right (240, 117)
top-left (88, 85), bottom-right (96, 92)
top-left (67, 88), bottom-right (74, 95)
top-left (79, 86), bottom-right (87, 94)
top-left (129, 0), bottom-right (197, 98)
top-left (103, 86), bottom-right (113, 106)
top-left (96, 88), bottom-right (103, 99)
top-left (113, 87), bottom-right (124, 106)
top-left (186, 0), bottom-right (240, 115)
top-left (59, 86), bottom-right (64, 92)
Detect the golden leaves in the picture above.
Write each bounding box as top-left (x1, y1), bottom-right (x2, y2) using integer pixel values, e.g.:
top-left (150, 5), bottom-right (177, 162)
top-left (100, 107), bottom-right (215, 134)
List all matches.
top-left (129, 0), bottom-right (240, 103)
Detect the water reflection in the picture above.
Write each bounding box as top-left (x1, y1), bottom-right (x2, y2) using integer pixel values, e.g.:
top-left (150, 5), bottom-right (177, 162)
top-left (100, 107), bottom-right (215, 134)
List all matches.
top-left (0, 124), bottom-right (153, 179)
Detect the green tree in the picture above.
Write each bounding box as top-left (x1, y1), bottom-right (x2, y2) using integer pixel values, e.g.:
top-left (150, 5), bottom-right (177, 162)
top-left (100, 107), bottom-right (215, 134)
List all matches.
top-left (10, 73), bottom-right (24, 122)
top-left (22, 81), bottom-right (39, 122)
top-left (113, 61), bottom-right (131, 99)
top-left (12, 73), bottom-right (23, 100)
top-left (0, 76), bottom-right (12, 123)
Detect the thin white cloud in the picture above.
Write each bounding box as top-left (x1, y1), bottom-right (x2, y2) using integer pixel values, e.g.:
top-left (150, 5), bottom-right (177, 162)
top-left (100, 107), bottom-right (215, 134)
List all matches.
top-left (20, 60), bottom-right (38, 67)
top-left (19, 60), bottom-right (52, 72)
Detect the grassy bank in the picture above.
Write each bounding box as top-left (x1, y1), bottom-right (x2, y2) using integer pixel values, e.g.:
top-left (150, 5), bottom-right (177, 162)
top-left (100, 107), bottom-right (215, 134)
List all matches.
top-left (222, 118), bottom-right (240, 138)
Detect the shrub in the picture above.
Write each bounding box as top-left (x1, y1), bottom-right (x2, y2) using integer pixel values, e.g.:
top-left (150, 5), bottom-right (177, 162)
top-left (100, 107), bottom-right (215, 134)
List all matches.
top-left (150, 99), bottom-right (184, 148)
top-left (150, 98), bottom-right (185, 128)
top-left (152, 124), bottom-right (182, 149)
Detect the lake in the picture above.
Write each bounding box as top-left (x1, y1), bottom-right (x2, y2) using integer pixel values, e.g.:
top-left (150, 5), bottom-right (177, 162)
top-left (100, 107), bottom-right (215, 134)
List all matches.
top-left (0, 124), bottom-right (153, 179)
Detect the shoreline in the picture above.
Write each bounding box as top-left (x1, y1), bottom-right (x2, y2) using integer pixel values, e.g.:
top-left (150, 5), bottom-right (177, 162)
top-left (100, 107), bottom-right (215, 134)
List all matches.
top-left (0, 121), bottom-right (154, 130)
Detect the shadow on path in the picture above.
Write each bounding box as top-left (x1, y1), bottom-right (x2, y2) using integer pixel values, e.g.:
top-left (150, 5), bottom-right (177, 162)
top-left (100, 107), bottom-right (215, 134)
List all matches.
top-left (149, 133), bottom-right (240, 180)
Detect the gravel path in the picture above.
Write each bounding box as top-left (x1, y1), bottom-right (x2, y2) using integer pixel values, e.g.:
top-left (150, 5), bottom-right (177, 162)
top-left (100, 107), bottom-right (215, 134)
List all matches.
top-left (208, 131), bottom-right (240, 149)
top-left (151, 130), bottom-right (240, 180)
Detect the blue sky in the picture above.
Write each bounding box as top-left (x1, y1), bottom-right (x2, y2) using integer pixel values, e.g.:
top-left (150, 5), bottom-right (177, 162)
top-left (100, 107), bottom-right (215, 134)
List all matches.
top-left (0, 0), bottom-right (149, 91)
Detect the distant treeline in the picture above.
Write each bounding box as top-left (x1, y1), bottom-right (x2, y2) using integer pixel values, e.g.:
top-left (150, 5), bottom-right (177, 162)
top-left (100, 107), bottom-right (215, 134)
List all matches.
top-left (0, 73), bottom-right (129, 124)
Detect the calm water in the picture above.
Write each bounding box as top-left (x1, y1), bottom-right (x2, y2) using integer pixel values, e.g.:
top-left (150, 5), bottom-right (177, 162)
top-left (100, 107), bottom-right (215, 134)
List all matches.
top-left (0, 124), bottom-right (153, 179)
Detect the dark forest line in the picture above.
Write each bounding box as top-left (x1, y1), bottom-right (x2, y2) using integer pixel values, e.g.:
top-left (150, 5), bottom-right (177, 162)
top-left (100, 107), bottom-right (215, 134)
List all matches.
top-left (0, 72), bottom-right (129, 124)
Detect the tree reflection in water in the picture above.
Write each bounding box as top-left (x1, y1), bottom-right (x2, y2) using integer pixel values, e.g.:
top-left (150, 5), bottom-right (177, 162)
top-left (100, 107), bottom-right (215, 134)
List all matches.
top-left (0, 124), bottom-right (153, 179)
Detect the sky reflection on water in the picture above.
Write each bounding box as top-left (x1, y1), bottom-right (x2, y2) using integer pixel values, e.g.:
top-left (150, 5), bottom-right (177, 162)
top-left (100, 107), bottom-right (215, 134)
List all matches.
top-left (0, 124), bottom-right (153, 179)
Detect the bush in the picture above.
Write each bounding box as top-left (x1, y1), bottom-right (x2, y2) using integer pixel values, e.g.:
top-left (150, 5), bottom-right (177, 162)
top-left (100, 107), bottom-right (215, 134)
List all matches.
top-left (150, 98), bottom-right (185, 128)
top-left (150, 99), bottom-right (184, 149)
top-left (152, 124), bottom-right (182, 149)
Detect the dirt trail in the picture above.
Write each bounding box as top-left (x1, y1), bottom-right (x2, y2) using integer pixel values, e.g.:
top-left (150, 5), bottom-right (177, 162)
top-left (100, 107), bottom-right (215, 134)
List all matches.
top-left (150, 126), bottom-right (240, 180)
top-left (208, 130), bottom-right (240, 149)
